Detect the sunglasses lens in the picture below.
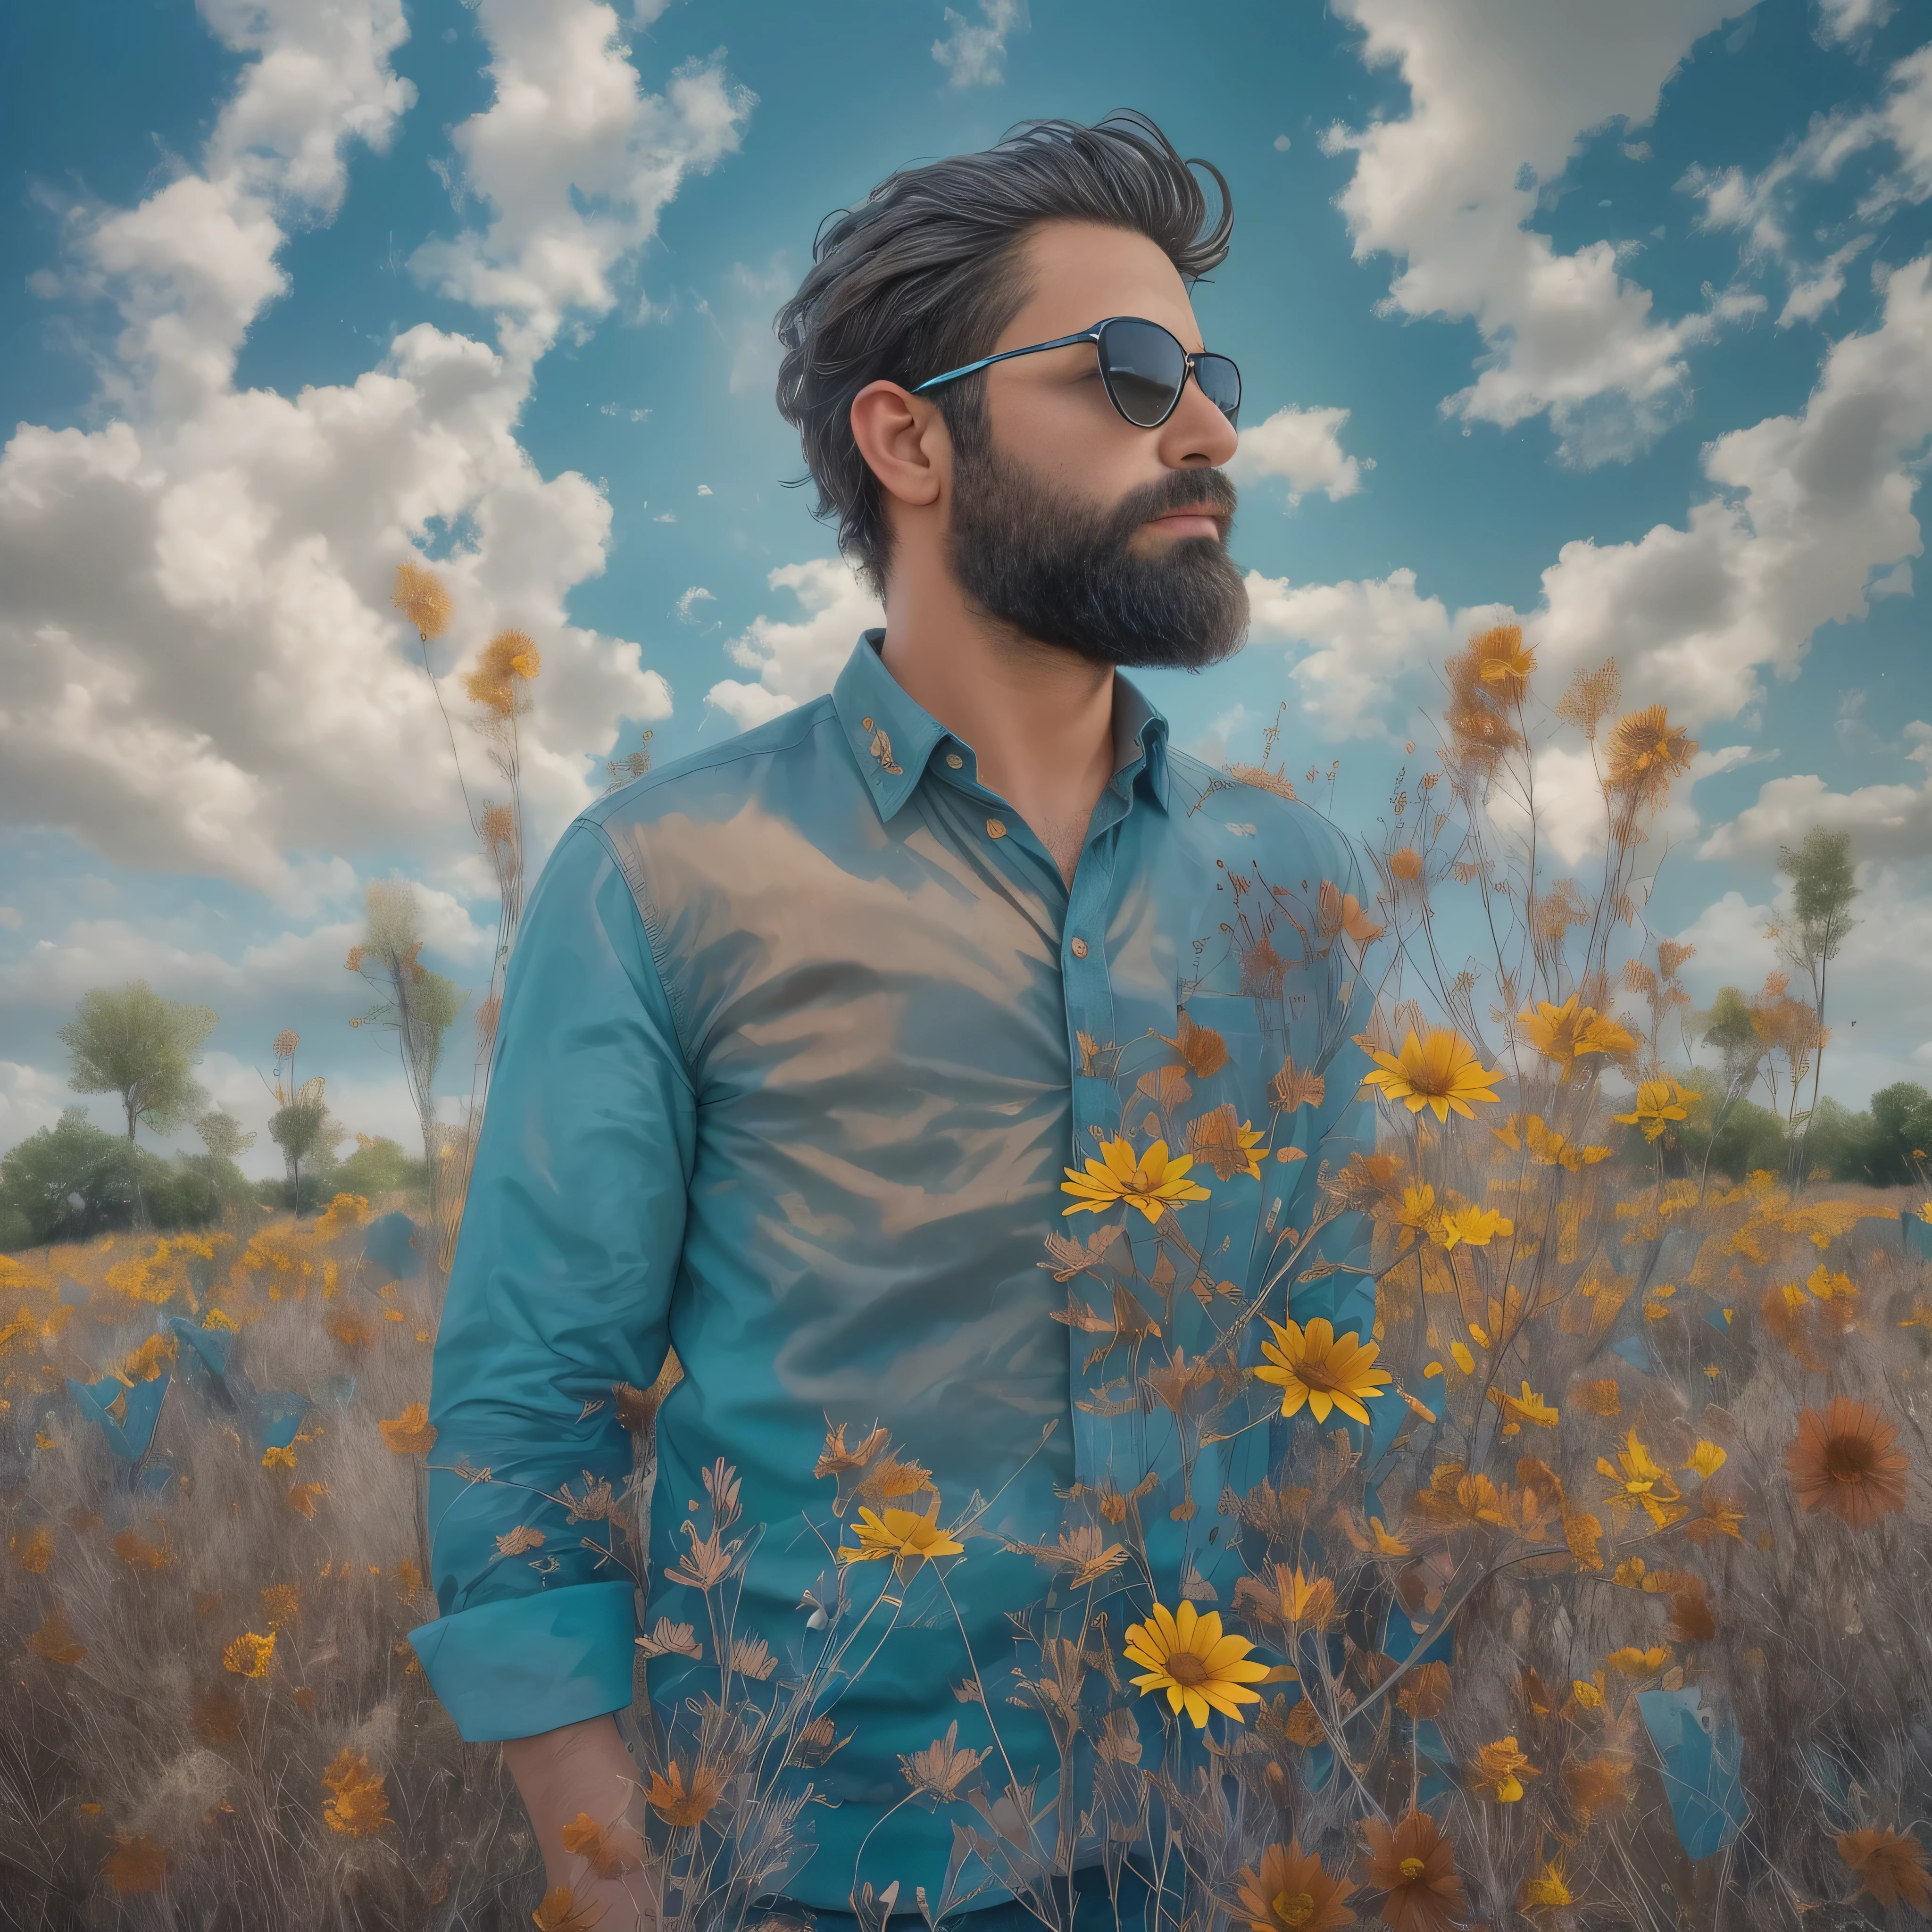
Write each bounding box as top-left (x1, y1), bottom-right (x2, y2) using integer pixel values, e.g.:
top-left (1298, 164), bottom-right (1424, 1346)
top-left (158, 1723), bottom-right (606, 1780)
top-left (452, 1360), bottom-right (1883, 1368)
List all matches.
top-left (1099, 319), bottom-right (1188, 427)
top-left (1195, 353), bottom-right (1242, 428)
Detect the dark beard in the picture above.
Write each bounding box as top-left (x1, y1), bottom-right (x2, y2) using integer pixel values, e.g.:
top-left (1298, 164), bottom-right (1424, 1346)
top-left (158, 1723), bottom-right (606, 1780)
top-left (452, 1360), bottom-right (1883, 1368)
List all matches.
top-left (945, 443), bottom-right (1249, 671)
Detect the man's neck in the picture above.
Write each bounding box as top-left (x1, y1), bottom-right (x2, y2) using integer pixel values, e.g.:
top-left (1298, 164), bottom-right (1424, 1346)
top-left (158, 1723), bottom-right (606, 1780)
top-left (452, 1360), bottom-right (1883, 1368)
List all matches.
top-left (878, 558), bottom-right (1119, 890)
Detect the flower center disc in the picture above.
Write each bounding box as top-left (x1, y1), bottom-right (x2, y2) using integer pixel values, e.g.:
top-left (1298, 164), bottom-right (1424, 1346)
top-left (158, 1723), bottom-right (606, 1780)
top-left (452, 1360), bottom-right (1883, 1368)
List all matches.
top-left (1824, 1438), bottom-right (1873, 1482)
top-left (1398, 1857), bottom-right (1426, 1881)
top-left (1165, 1650), bottom-right (1209, 1687)
top-left (1272, 1891), bottom-right (1316, 1929)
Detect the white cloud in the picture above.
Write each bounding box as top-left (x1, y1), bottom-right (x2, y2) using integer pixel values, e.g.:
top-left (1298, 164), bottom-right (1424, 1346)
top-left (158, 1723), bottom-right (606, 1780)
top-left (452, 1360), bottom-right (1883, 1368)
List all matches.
top-left (932, 0), bottom-right (1027, 88)
top-left (0, 1059), bottom-right (73, 1149)
top-left (1525, 251), bottom-right (1932, 726)
top-left (1226, 405), bottom-right (1363, 508)
top-left (1324, 0), bottom-right (1751, 464)
top-left (1701, 722), bottom-right (1932, 863)
top-left (1243, 566), bottom-right (1511, 741)
top-left (408, 4), bottom-right (754, 364)
top-left (0, 907), bottom-right (22, 931)
top-left (705, 559), bottom-right (883, 732)
top-left (0, 0), bottom-right (725, 895)
top-left (1815, 0), bottom-right (1894, 47)
top-left (1777, 236), bottom-right (1874, 325)
top-left (675, 585), bottom-right (715, 621)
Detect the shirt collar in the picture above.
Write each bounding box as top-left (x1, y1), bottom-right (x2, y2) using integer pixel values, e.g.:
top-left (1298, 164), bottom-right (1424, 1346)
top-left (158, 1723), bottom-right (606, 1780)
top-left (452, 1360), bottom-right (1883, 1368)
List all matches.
top-left (832, 629), bottom-right (1171, 823)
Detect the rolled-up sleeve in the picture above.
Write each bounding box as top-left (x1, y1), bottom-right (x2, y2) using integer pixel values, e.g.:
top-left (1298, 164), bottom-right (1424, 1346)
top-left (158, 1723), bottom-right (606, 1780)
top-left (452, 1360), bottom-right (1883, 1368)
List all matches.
top-left (408, 818), bottom-right (695, 1742)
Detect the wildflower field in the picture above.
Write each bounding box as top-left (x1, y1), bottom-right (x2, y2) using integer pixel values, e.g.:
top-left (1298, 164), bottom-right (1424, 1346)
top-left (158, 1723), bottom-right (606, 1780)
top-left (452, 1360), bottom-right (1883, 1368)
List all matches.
top-left (8, 613), bottom-right (1932, 1930)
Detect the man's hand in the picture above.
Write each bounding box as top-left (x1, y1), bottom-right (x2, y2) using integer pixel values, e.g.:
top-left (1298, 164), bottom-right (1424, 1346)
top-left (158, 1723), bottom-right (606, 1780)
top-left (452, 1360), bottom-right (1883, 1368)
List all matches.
top-left (502, 1713), bottom-right (659, 1930)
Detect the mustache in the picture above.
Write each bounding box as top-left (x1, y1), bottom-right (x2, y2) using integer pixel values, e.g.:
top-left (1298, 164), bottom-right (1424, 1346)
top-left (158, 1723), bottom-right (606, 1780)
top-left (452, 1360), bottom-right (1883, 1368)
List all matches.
top-left (1108, 466), bottom-right (1238, 536)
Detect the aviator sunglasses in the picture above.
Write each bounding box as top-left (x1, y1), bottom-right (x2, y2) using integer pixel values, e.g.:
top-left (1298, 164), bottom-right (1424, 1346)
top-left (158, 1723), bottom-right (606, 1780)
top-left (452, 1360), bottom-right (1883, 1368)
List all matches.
top-left (912, 315), bottom-right (1241, 431)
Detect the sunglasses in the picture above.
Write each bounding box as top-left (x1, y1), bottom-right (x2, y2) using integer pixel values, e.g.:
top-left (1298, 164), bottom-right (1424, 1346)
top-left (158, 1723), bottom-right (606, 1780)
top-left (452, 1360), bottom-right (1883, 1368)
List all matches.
top-left (912, 315), bottom-right (1241, 431)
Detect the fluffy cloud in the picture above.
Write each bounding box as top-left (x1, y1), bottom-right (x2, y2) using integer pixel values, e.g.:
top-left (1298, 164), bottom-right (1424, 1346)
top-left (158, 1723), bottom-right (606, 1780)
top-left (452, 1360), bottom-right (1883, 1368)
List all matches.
top-left (705, 559), bottom-right (883, 731)
top-left (1242, 567), bottom-right (1513, 741)
top-left (410, 4), bottom-right (753, 362)
top-left (1527, 252), bottom-right (1932, 726)
top-left (1226, 405), bottom-right (1363, 508)
top-left (1702, 723), bottom-right (1932, 863)
top-left (1324, 0), bottom-right (1751, 464)
top-left (1815, 0), bottom-right (1896, 49)
top-left (932, 0), bottom-right (1028, 89)
top-left (0, 0), bottom-right (741, 895)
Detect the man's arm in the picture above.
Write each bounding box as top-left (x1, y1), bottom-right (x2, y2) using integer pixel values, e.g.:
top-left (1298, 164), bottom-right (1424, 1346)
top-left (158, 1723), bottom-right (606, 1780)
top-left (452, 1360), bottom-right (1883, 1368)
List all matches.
top-left (407, 819), bottom-right (695, 1782)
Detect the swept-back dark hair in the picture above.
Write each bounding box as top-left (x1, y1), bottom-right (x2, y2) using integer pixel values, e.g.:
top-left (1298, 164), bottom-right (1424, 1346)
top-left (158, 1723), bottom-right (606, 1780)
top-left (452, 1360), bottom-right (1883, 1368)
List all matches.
top-left (774, 110), bottom-right (1232, 598)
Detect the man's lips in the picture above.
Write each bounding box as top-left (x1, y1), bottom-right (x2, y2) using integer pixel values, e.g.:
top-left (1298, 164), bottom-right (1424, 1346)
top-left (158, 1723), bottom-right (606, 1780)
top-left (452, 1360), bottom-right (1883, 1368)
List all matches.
top-left (1143, 506), bottom-right (1226, 539)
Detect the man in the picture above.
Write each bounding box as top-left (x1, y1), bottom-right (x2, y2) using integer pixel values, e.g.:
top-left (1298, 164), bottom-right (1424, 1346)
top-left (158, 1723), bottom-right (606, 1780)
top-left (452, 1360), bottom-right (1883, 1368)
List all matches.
top-left (409, 111), bottom-right (1374, 1930)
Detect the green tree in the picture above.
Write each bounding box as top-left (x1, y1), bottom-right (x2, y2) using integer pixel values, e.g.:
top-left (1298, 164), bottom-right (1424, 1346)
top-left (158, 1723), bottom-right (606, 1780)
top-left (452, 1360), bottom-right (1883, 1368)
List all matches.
top-left (58, 981), bottom-right (217, 1143)
top-left (1870, 1082), bottom-right (1932, 1189)
top-left (336, 1134), bottom-right (430, 1202)
top-left (1691, 985), bottom-right (1766, 1198)
top-left (1773, 828), bottom-right (1860, 1186)
top-left (262, 1031), bottom-right (342, 1214)
top-left (0, 1108), bottom-right (220, 1248)
top-left (347, 881), bottom-right (465, 1221)
top-left (194, 1108), bottom-right (255, 1164)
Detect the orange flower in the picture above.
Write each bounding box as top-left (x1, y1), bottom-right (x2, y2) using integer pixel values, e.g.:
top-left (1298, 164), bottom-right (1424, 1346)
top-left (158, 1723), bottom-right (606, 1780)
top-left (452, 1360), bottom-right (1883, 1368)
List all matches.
top-left (1388, 846), bottom-right (1424, 883)
top-left (532, 1884), bottom-right (606, 1932)
top-left (646, 1758), bottom-right (724, 1828)
top-left (1395, 1660), bottom-right (1451, 1721)
top-left (1785, 1398), bottom-right (1909, 1530)
top-left (1360, 1810), bottom-right (1465, 1931)
top-left (1233, 1840), bottom-right (1357, 1932)
top-left (1838, 1826), bottom-right (1932, 1910)
top-left (1606, 704), bottom-right (1696, 796)
top-left (223, 1631), bottom-right (275, 1679)
top-left (1474, 623), bottom-right (1536, 696)
top-left (391, 559), bottom-right (452, 641)
top-left (1469, 1735), bottom-right (1538, 1802)
top-left (320, 1748), bottom-right (390, 1837)
top-left (378, 1402), bottom-right (438, 1454)
top-left (560, 1812), bottom-right (627, 1880)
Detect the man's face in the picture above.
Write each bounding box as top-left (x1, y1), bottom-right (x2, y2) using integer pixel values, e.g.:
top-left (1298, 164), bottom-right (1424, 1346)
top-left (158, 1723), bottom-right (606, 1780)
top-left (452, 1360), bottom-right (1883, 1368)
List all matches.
top-left (942, 220), bottom-right (1247, 672)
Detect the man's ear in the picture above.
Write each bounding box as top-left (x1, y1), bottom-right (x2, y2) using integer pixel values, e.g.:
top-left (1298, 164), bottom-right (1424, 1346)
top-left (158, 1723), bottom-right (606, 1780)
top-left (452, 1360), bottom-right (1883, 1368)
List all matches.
top-left (849, 380), bottom-right (948, 511)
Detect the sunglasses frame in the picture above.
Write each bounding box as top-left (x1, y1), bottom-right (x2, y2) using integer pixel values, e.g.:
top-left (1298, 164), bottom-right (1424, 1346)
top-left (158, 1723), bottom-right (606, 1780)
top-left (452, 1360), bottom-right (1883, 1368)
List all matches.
top-left (911, 315), bottom-right (1241, 431)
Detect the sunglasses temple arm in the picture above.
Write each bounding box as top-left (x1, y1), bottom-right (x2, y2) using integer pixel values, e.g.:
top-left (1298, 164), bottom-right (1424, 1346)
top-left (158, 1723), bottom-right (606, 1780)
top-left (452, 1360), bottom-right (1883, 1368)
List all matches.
top-left (911, 328), bottom-right (1102, 396)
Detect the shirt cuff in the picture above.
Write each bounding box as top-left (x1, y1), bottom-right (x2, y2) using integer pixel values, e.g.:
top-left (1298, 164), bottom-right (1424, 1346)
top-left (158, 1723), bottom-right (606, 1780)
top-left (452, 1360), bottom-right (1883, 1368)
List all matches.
top-left (407, 1581), bottom-right (637, 1742)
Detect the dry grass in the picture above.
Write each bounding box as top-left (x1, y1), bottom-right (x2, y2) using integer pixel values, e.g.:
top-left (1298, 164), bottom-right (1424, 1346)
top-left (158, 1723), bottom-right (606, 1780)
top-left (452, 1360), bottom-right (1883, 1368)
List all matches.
top-left (0, 1201), bottom-right (542, 1929)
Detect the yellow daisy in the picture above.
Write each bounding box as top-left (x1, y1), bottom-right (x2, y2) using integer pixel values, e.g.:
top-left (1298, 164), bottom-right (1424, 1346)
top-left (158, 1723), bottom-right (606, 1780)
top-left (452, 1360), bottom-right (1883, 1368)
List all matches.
top-left (1255, 1316), bottom-right (1391, 1427)
top-left (835, 1501), bottom-right (963, 1567)
top-left (1061, 1134), bottom-right (1211, 1223)
top-left (1613, 1079), bottom-right (1692, 1142)
top-left (1360, 1029), bottom-right (1505, 1121)
top-left (1123, 1598), bottom-right (1271, 1728)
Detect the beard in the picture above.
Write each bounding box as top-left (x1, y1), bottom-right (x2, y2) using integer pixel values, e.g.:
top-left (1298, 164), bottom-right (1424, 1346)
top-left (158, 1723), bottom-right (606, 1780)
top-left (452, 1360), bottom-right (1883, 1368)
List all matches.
top-left (944, 441), bottom-right (1249, 672)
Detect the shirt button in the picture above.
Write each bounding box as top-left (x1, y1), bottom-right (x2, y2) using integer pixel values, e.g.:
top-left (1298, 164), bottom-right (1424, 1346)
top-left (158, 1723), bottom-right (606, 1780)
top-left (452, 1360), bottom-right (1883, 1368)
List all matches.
top-left (946, 752), bottom-right (963, 769)
top-left (1070, 937), bottom-right (1089, 959)
top-left (986, 817), bottom-right (1006, 839)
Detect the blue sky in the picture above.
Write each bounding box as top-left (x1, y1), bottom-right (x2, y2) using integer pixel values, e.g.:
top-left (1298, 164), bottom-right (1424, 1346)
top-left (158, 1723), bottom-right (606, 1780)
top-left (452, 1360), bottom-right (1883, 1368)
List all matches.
top-left (1, 0), bottom-right (1929, 1174)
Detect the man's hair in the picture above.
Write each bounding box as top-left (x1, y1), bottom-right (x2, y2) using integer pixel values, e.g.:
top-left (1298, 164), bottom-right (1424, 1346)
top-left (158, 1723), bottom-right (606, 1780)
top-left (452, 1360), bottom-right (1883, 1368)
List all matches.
top-left (774, 110), bottom-right (1232, 598)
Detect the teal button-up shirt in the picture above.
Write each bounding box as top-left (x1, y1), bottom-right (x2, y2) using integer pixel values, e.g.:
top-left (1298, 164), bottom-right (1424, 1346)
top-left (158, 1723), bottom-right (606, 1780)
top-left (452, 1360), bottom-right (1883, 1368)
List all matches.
top-left (409, 630), bottom-right (1375, 1911)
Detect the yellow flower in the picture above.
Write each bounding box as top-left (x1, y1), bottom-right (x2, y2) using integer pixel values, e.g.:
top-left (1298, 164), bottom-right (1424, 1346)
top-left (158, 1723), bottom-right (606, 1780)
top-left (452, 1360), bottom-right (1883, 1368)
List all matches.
top-left (1614, 1079), bottom-right (1692, 1142)
top-left (1449, 1341), bottom-right (1475, 1375)
top-left (1394, 1182), bottom-right (1440, 1249)
top-left (1606, 1645), bottom-right (1672, 1679)
top-left (222, 1631), bottom-right (275, 1679)
top-left (320, 1747), bottom-right (390, 1838)
top-left (261, 1444), bottom-right (296, 1471)
top-left (836, 1501), bottom-right (963, 1567)
top-left (1186, 1106), bottom-right (1266, 1183)
top-left (1060, 1134), bottom-right (1211, 1223)
top-left (1438, 1205), bottom-right (1514, 1250)
top-left (1607, 704), bottom-right (1697, 796)
top-left (1488, 1382), bottom-right (1558, 1432)
top-left (1683, 1440), bottom-right (1727, 1480)
top-left (1520, 1859), bottom-right (1574, 1911)
top-left (1597, 1427), bottom-right (1684, 1526)
top-left (1476, 625), bottom-right (1537, 694)
top-left (1360, 1029), bottom-right (1505, 1121)
top-left (1516, 993), bottom-right (1636, 1068)
top-left (1123, 1598), bottom-right (1271, 1728)
top-left (1255, 1316), bottom-right (1391, 1427)
top-left (1469, 1735), bottom-right (1538, 1802)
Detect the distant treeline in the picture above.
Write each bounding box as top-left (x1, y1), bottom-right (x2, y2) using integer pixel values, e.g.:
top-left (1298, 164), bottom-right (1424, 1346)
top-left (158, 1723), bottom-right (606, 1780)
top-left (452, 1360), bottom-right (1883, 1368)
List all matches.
top-left (0, 1109), bottom-right (426, 1252)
